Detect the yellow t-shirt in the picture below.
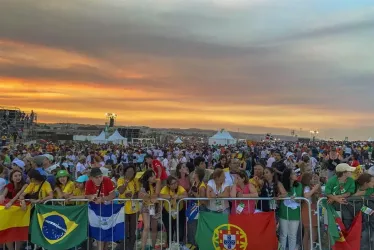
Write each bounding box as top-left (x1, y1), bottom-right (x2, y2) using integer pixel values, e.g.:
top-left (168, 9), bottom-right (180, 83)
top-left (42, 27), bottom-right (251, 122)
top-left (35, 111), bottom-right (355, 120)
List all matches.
top-left (117, 177), bottom-right (140, 214)
top-left (160, 185), bottom-right (186, 212)
top-left (55, 181), bottom-right (75, 198)
top-left (23, 181), bottom-right (53, 199)
top-left (352, 165), bottom-right (363, 181)
top-left (72, 188), bottom-right (85, 205)
top-left (249, 178), bottom-right (261, 193)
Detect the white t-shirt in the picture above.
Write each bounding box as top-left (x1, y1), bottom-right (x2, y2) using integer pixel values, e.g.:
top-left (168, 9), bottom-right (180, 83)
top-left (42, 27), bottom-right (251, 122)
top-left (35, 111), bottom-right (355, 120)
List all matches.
top-left (267, 157), bottom-right (275, 168)
top-left (75, 162), bottom-right (87, 178)
top-left (207, 179), bottom-right (230, 211)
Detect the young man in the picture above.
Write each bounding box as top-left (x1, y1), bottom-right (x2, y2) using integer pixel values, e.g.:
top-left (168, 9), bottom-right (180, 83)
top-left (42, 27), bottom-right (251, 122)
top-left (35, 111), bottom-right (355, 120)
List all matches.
top-left (325, 163), bottom-right (356, 205)
top-left (85, 168), bottom-right (115, 203)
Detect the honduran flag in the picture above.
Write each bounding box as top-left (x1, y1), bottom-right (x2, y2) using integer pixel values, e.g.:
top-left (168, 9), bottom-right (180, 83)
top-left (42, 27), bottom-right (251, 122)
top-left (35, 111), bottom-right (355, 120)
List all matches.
top-left (88, 203), bottom-right (125, 242)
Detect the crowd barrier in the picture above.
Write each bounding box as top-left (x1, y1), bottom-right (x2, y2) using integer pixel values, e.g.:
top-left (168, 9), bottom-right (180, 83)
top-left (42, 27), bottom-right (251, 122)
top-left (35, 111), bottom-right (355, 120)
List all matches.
top-left (317, 197), bottom-right (374, 250)
top-left (176, 197), bottom-right (313, 250)
top-left (1, 198), bottom-right (172, 250)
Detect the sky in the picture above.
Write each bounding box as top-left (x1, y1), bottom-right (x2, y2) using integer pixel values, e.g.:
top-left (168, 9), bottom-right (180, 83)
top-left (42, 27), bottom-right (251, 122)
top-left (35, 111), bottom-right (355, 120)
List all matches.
top-left (0, 0), bottom-right (374, 140)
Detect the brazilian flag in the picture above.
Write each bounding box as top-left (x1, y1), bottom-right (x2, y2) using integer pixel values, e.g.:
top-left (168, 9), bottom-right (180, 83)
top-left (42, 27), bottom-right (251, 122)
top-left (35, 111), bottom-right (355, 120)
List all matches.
top-left (31, 204), bottom-right (88, 250)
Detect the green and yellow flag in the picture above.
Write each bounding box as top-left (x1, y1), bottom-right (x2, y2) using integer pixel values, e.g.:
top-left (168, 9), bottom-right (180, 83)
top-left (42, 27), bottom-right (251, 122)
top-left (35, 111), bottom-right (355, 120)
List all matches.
top-left (31, 204), bottom-right (88, 250)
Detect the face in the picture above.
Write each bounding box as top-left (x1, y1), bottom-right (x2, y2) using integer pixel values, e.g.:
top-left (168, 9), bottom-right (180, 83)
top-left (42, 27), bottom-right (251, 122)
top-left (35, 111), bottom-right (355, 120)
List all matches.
top-left (58, 176), bottom-right (68, 185)
top-left (92, 175), bottom-right (103, 186)
top-left (230, 160), bottom-right (240, 172)
top-left (168, 179), bottom-right (178, 190)
top-left (125, 168), bottom-right (135, 179)
top-left (236, 175), bottom-right (245, 185)
top-left (290, 171), bottom-right (298, 181)
top-left (215, 173), bottom-right (225, 184)
top-left (264, 168), bottom-right (274, 181)
top-left (12, 171), bottom-right (22, 183)
top-left (199, 161), bottom-right (206, 169)
top-left (275, 153), bottom-right (281, 160)
top-left (254, 165), bottom-right (264, 178)
top-left (193, 173), bottom-right (199, 183)
top-left (180, 164), bottom-right (189, 175)
top-left (43, 158), bottom-right (50, 167)
top-left (220, 158), bottom-right (226, 165)
top-left (76, 182), bottom-right (84, 189)
top-left (304, 166), bottom-right (312, 174)
top-left (146, 158), bottom-right (152, 165)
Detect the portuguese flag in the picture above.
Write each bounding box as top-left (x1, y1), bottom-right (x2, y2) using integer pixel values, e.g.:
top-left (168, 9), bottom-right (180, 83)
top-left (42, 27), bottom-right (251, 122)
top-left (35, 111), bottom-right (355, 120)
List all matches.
top-left (196, 211), bottom-right (278, 250)
top-left (0, 202), bottom-right (31, 243)
top-left (324, 202), bottom-right (362, 250)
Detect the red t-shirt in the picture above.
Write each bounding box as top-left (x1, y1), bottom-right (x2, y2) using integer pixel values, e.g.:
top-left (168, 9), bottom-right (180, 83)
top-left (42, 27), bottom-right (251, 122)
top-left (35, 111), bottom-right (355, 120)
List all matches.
top-left (5, 183), bottom-right (18, 199)
top-left (152, 159), bottom-right (168, 180)
top-left (85, 177), bottom-right (115, 197)
top-left (351, 160), bottom-right (360, 168)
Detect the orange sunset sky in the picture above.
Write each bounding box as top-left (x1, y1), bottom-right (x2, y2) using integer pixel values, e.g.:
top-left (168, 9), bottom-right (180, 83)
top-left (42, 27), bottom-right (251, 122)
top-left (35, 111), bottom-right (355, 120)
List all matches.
top-left (1, 0), bottom-right (374, 140)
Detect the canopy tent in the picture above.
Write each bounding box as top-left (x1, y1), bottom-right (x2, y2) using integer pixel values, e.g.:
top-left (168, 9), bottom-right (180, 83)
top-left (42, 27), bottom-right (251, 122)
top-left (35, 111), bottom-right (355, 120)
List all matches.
top-left (91, 130), bottom-right (107, 144)
top-left (208, 129), bottom-right (236, 146)
top-left (174, 137), bottom-right (183, 144)
top-left (107, 130), bottom-right (128, 145)
top-left (368, 137), bottom-right (374, 142)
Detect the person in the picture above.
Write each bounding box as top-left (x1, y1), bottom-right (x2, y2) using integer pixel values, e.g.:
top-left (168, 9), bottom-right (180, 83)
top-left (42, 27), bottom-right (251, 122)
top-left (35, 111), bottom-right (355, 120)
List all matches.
top-left (160, 176), bottom-right (188, 245)
top-left (230, 170), bottom-right (257, 215)
top-left (214, 155), bottom-right (227, 169)
top-left (54, 170), bottom-right (75, 199)
top-left (272, 151), bottom-right (287, 179)
top-left (176, 163), bottom-right (190, 192)
top-left (19, 169), bottom-right (53, 205)
top-left (325, 147), bottom-right (343, 179)
top-left (68, 175), bottom-right (88, 205)
top-left (33, 154), bottom-right (56, 188)
top-left (75, 156), bottom-right (87, 179)
top-left (116, 165), bottom-right (139, 250)
top-left (249, 164), bottom-right (264, 194)
top-left (187, 168), bottom-right (207, 246)
top-left (353, 173), bottom-right (374, 197)
top-left (284, 152), bottom-right (296, 169)
top-left (258, 167), bottom-right (281, 212)
top-left (206, 168), bottom-right (230, 213)
top-left (0, 165), bottom-right (6, 194)
top-left (0, 169), bottom-right (27, 208)
top-left (189, 156), bottom-right (212, 184)
top-left (144, 155), bottom-right (167, 183)
top-left (85, 168), bottom-right (115, 203)
top-left (300, 173), bottom-right (320, 250)
top-left (325, 163), bottom-right (355, 205)
top-left (139, 170), bottom-right (161, 250)
top-left (278, 168), bottom-right (303, 250)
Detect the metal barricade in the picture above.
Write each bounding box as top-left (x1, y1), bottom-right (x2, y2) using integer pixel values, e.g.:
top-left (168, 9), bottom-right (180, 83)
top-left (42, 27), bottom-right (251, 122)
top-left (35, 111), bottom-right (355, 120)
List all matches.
top-left (176, 197), bottom-right (313, 250)
top-left (317, 197), bottom-right (374, 250)
top-left (42, 198), bottom-right (172, 250)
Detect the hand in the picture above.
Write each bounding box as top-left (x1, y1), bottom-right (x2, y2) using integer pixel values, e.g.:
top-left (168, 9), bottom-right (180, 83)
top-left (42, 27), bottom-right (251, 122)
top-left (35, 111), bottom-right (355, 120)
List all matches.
top-left (237, 192), bottom-right (243, 198)
top-left (335, 197), bottom-right (348, 205)
top-left (5, 202), bottom-right (13, 209)
top-left (125, 192), bottom-right (132, 198)
top-left (94, 197), bottom-right (103, 204)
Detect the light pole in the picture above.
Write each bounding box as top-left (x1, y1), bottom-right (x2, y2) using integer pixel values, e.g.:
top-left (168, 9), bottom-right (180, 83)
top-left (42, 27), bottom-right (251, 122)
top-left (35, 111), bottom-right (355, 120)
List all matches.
top-left (309, 130), bottom-right (319, 142)
top-left (105, 113), bottom-right (117, 128)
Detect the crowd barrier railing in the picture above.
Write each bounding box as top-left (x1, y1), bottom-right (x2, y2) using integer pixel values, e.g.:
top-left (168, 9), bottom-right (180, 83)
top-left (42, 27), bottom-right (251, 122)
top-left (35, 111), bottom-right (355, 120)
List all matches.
top-left (1, 198), bottom-right (172, 250)
top-left (176, 197), bottom-right (313, 250)
top-left (317, 196), bottom-right (374, 250)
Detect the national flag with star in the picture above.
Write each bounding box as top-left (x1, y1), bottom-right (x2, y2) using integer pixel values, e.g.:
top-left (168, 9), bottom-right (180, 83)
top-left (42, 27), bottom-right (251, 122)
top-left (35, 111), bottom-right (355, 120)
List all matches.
top-left (196, 211), bottom-right (278, 250)
top-left (31, 204), bottom-right (88, 250)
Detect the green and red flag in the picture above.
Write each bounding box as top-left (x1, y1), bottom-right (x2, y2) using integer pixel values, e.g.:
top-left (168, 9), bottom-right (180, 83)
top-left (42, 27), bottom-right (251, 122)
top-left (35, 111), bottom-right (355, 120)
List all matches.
top-left (196, 211), bottom-right (278, 250)
top-left (324, 202), bottom-right (362, 250)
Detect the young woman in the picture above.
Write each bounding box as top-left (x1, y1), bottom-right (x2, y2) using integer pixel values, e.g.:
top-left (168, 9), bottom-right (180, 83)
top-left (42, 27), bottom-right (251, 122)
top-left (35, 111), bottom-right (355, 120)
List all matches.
top-left (19, 169), bottom-right (53, 205)
top-left (68, 175), bottom-right (88, 205)
top-left (258, 167), bottom-right (281, 212)
top-left (278, 168), bottom-right (303, 250)
top-left (54, 170), bottom-right (75, 199)
top-left (206, 168), bottom-right (230, 213)
top-left (0, 170), bottom-right (28, 250)
top-left (117, 165), bottom-right (139, 250)
top-left (159, 176), bottom-right (188, 245)
top-left (230, 170), bottom-right (257, 215)
top-left (301, 173), bottom-right (321, 250)
top-left (176, 163), bottom-right (190, 192)
top-left (139, 170), bottom-right (161, 250)
top-left (354, 173), bottom-right (374, 197)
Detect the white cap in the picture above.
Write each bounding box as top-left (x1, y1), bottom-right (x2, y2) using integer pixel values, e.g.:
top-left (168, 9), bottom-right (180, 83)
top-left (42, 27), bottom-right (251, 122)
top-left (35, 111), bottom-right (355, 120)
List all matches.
top-left (336, 163), bottom-right (356, 173)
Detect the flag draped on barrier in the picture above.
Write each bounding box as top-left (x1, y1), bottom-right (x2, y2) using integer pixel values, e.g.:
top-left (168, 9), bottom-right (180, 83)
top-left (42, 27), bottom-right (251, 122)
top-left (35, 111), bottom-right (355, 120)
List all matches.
top-left (196, 211), bottom-right (278, 250)
top-left (324, 202), bottom-right (362, 250)
top-left (31, 204), bottom-right (88, 250)
top-left (0, 203), bottom-right (31, 243)
top-left (88, 202), bottom-right (125, 242)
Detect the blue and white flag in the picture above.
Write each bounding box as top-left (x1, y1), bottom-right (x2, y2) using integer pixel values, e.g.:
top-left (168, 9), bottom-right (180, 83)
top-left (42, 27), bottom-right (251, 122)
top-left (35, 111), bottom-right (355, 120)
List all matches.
top-left (88, 203), bottom-right (125, 242)
top-left (185, 201), bottom-right (199, 222)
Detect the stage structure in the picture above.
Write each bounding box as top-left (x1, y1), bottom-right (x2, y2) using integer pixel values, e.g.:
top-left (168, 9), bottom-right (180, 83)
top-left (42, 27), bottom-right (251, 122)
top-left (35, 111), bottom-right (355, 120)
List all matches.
top-left (105, 113), bottom-right (117, 127)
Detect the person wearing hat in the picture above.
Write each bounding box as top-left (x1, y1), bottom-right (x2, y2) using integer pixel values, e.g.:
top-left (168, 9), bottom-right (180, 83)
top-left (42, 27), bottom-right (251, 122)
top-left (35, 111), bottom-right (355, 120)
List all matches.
top-left (85, 168), bottom-right (115, 204)
top-left (67, 175), bottom-right (89, 205)
top-left (325, 163), bottom-right (356, 205)
top-left (54, 170), bottom-right (74, 199)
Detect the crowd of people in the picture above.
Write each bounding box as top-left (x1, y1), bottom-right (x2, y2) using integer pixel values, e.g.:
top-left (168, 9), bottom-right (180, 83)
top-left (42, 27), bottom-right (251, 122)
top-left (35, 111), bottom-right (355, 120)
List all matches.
top-left (1, 140), bottom-right (374, 250)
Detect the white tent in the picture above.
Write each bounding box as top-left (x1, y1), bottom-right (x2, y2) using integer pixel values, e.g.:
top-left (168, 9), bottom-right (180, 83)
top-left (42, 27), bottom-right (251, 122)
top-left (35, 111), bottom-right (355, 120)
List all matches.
top-left (368, 137), bottom-right (374, 142)
top-left (108, 130), bottom-right (128, 145)
top-left (91, 131), bottom-right (107, 144)
top-left (174, 137), bottom-right (183, 144)
top-left (208, 129), bottom-right (236, 146)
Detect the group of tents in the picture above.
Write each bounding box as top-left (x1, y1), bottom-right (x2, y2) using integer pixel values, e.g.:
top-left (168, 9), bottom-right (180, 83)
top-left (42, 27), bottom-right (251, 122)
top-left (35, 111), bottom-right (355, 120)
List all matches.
top-left (91, 130), bottom-right (127, 145)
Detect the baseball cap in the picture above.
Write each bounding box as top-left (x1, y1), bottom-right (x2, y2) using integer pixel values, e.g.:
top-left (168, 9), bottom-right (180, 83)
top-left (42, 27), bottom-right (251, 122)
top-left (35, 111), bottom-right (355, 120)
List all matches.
top-left (76, 175), bottom-right (89, 183)
top-left (335, 163), bottom-right (356, 173)
top-left (12, 159), bottom-right (25, 170)
top-left (43, 154), bottom-right (54, 162)
top-left (90, 168), bottom-right (103, 177)
top-left (56, 170), bottom-right (69, 178)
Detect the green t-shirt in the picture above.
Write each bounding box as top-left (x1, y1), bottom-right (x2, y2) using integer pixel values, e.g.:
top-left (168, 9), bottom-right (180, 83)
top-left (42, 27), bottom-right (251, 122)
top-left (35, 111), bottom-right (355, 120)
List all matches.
top-left (355, 186), bottom-right (374, 196)
top-left (279, 183), bottom-right (303, 221)
top-left (325, 176), bottom-right (355, 196)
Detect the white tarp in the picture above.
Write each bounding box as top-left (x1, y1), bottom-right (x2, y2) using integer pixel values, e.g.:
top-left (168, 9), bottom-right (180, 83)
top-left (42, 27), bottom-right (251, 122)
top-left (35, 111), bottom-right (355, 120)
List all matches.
top-left (174, 137), bottom-right (183, 144)
top-left (91, 131), bottom-right (107, 144)
top-left (108, 130), bottom-right (128, 145)
top-left (208, 129), bottom-right (236, 146)
top-left (368, 137), bottom-right (374, 142)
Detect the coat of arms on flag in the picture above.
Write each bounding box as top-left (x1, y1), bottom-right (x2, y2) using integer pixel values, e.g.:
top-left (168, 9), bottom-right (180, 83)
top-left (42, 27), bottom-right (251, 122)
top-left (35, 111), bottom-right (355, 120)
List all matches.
top-left (213, 224), bottom-right (247, 250)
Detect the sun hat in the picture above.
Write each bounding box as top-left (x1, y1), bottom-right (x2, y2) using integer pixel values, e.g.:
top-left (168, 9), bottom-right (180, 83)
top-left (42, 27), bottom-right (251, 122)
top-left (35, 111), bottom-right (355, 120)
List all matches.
top-left (56, 170), bottom-right (70, 178)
